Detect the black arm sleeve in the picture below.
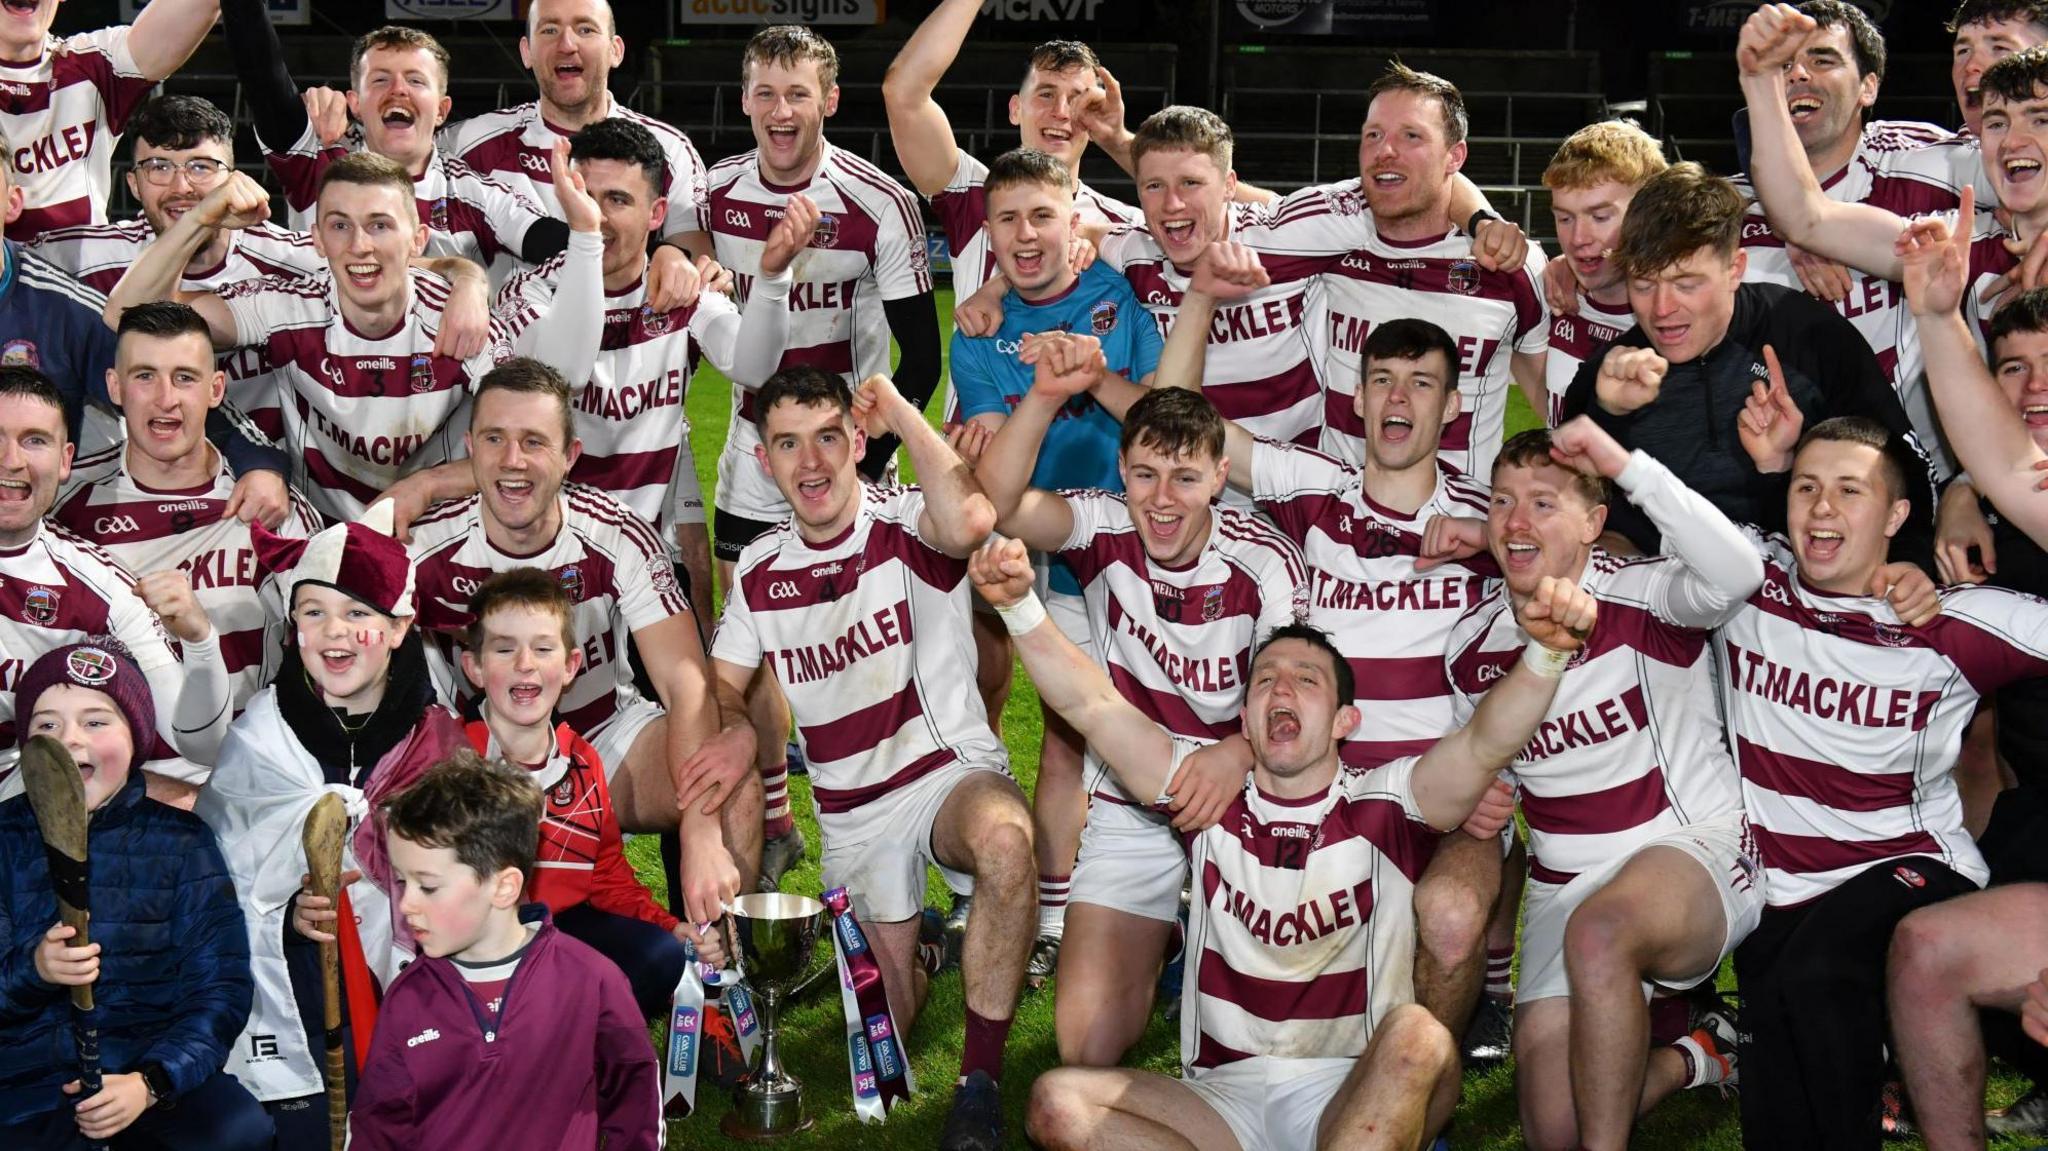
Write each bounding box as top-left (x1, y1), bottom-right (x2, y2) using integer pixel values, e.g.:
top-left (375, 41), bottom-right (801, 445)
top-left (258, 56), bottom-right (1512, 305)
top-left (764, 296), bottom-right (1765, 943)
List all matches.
top-left (521, 217), bottom-right (571, 266)
top-left (207, 405), bottom-right (290, 477)
top-left (861, 291), bottom-right (943, 480)
top-left (221, 0), bottom-right (306, 152)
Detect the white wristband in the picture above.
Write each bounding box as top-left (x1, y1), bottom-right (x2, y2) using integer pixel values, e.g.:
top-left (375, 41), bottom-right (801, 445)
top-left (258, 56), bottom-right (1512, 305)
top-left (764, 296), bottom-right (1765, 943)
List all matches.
top-left (993, 592), bottom-right (1048, 636)
top-left (1520, 641), bottom-right (1573, 678)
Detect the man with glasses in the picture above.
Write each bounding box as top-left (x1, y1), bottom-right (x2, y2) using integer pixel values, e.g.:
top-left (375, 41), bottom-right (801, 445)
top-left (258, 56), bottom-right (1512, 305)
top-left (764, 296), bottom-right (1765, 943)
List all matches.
top-left (27, 96), bottom-right (326, 443)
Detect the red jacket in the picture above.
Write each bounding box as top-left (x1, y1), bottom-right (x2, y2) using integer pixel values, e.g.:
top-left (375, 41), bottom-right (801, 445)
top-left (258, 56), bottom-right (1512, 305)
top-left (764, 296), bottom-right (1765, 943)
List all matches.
top-left (465, 720), bottom-right (678, 932)
top-left (348, 906), bottom-right (660, 1151)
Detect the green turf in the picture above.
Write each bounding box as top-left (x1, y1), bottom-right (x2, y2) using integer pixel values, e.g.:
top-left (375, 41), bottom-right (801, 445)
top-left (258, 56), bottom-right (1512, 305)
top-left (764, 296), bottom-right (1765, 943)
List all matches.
top-left (633, 286), bottom-right (2038, 1147)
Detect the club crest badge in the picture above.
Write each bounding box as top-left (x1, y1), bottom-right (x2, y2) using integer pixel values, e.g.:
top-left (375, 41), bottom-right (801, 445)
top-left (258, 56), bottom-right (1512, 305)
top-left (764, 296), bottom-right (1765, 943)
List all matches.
top-left (1201, 585), bottom-right (1225, 622)
top-left (409, 352), bottom-right (435, 394)
top-left (1090, 299), bottom-right (1118, 336)
top-left (559, 565), bottom-right (584, 603)
top-left (641, 305), bottom-right (673, 336)
top-left (812, 212), bottom-right (839, 249)
top-left (65, 646), bottom-right (115, 685)
top-left (0, 339), bottom-right (38, 368)
top-left (430, 196), bottom-right (451, 233)
top-left (23, 586), bottom-right (59, 626)
top-left (1447, 259), bottom-right (1481, 295)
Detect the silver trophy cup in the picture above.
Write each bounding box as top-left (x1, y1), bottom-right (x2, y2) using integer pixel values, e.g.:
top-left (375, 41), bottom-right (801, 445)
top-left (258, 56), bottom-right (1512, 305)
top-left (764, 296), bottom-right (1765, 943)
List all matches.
top-left (721, 892), bottom-right (828, 1141)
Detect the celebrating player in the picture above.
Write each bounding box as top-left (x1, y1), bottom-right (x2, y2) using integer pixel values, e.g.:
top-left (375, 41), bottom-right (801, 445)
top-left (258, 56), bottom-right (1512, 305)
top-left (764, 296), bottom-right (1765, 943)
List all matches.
top-left (1558, 161), bottom-right (1935, 559)
top-left (1446, 420), bottom-right (1759, 1149)
top-left (0, 0), bottom-right (220, 241)
top-left (702, 367), bottom-right (1029, 1149)
top-left (978, 342), bottom-right (1306, 1065)
top-left (407, 359), bottom-right (752, 925)
top-left (51, 302), bottom-right (322, 714)
top-left (999, 531), bottom-right (1597, 1151)
top-left (0, 366), bottom-right (232, 803)
top-left (707, 25), bottom-right (942, 890)
top-left (1540, 123), bottom-right (1669, 426)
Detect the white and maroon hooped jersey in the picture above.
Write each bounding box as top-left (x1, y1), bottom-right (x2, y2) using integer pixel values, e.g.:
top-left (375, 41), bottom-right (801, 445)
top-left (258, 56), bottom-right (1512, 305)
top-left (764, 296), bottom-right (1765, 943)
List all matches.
top-left (1735, 120), bottom-right (1961, 478)
top-left (1096, 201), bottom-right (1330, 450)
top-left (261, 123), bottom-right (549, 271)
top-left (51, 445), bottom-right (322, 711)
top-left (712, 485), bottom-right (1005, 819)
top-left (707, 145), bottom-right (930, 456)
top-left (1873, 127), bottom-right (1992, 213)
top-left (1544, 295), bottom-right (1633, 429)
top-left (1255, 180), bottom-right (1548, 475)
top-left (0, 28), bottom-right (156, 242)
top-left (497, 257), bottom-right (742, 533)
top-left (0, 522), bottom-right (185, 792)
top-left (1056, 491), bottom-right (1309, 805)
top-left (1446, 549), bottom-right (1747, 884)
top-left (408, 484), bottom-right (692, 736)
top-left (1720, 534), bottom-right (2048, 906)
top-left (928, 150), bottom-right (1141, 305)
top-left (444, 101), bottom-right (711, 240)
top-left (1181, 741), bottom-right (1439, 1071)
top-left (1251, 439), bottom-right (1496, 771)
top-left (29, 218), bottom-right (327, 442)
top-left (217, 270), bottom-right (517, 520)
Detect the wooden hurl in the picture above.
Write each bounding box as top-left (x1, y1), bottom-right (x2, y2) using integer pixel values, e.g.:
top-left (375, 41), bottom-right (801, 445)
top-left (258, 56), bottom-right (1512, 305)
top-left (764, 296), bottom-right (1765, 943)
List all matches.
top-left (19, 735), bottom-right (104, 1148)
top-left (302, 792), bottom-right (349, 1151)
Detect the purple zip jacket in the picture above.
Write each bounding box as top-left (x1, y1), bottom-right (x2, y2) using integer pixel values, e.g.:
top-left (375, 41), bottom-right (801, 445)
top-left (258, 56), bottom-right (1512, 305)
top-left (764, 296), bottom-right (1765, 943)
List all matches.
top-left (347, 905), bottom-right (660, 1151)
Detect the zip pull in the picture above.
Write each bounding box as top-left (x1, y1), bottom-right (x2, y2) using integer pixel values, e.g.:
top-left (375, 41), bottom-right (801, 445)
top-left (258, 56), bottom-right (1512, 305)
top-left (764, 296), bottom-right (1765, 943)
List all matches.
top-left (484, 1030), bottom-right (496, 1043)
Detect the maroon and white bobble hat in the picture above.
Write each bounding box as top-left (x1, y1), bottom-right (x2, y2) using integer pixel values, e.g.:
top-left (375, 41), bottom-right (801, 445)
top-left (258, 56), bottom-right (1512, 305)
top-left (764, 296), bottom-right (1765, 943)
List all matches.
top-left (253, 499), bottom-right (416, 618)
top-left (15, 641), bottom-right (157, 775)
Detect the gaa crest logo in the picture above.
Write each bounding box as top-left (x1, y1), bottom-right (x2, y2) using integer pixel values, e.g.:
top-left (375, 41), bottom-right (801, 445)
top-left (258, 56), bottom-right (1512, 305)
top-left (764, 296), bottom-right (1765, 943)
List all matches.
top-left (1447, 259), bottom-right (1481, 295)
top-left (23, 586), bottom-right (59, 626)
top-left (812, 212), bottom-right (839, 249)
top-left (409, 353), bottom-right (435, 394)
top-left (559, 565), bottom-right (584, 603)
top-left (1090, 299), bottom-right (1118, 336)
top-left (0, 339), bottom-right (38, 368)
top-left (65, 646), bottom-right (115, 685)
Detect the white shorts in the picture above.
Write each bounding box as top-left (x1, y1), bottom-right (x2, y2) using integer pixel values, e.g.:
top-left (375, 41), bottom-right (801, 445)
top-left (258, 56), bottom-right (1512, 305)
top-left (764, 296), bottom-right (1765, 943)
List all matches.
top-left (817, 758), bottom-right (1010, 924)
top-left (1181, 1055), bottom-right (1354, 1151)
top-left (1518, 814), bottom-right (1764, 1003)
top-left (714, 436), bottom-right (790, 525)
top-left (1071, 794), bottom-right (1187, 922)
top-left (586, 695), bottom-right (666, 784)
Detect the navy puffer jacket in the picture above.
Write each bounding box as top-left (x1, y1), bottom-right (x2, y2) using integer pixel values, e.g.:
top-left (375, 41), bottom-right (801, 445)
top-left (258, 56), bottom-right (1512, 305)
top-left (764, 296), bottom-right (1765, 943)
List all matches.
top-left (0, 769), bottom-right (252, 1121)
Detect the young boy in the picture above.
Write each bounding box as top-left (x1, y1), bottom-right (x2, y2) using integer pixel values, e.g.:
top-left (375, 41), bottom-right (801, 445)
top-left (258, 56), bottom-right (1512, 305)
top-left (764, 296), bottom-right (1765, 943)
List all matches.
top-left (459, 567), bottom-right (725, 1016)
top-left (0, 641), bottom-right (271, 1150)
top-left (196, 502), bottom-right (468, 1147)
top-left (349, 750), bottom-right (660, 1151)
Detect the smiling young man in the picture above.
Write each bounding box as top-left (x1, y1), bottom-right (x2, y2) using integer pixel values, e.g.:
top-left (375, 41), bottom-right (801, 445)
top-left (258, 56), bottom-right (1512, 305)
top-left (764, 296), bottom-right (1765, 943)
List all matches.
top-left (706, 24), bottom-right (942, 890)
top-left (704, 366), bottom-right (1030, 1151)
top-left (995, 529), bottom-right (1596, 1151)
top-left (883, 0), bottom-right (1143, 307)
top-left (1711, 416), bottom-right (2048, 1151)
top-left (103, 154), bottom-right (594, 525)
top-left (50, 302), bottom-right (320, 714)
top-left (444, 0), bottom-right (713, 267)
top-left (219, 2), bottom-right (568, 279)
top-left (947, 147), bottom-right (1163, 991)
top-left (1557, 161), bottom-right (1936, 560)
top-left (0, 365), bottom-right (233, 804)
top-left (26, 96), bottom-right (325, 444)
top-left (976, 333), bottom-right (1305, 1068)
top-left (0, 0), bottom-right (220, 242)
top-left (1541, 122), bottom-right (1669, 427)
top-left (405, 359), bottom-right (752, 928)
top-left (1444, 420), bottom-right (1762, 1150)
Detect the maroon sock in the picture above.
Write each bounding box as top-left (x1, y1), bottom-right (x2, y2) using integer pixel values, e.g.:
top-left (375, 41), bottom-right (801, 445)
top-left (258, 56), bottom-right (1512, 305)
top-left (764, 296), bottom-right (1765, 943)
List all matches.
top-left (1648, 995), bottom-right (1692, 1046)
top-left (960, 1007), bottom-right (1012, 1084)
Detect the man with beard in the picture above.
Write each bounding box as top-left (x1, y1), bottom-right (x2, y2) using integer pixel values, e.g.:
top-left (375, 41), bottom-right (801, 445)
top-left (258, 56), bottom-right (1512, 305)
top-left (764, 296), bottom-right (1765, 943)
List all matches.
top-left (444, 0), bottom-right (714, 268)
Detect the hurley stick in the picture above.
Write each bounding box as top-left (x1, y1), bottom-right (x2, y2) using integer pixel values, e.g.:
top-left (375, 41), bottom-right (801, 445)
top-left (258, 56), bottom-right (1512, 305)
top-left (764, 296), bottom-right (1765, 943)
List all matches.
top-left (19, 736), bottom-right (105, 1149)
top-left (302, 792), bottom-right (349, 1151)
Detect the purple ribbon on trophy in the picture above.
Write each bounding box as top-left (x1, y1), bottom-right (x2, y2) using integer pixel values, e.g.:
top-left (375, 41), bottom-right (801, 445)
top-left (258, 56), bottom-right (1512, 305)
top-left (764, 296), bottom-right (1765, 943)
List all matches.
top-left (824, 886), bottom-right (913, 1120)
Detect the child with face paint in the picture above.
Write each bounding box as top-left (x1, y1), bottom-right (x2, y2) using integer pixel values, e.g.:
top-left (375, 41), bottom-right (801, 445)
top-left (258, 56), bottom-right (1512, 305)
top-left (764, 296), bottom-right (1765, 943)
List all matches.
top-left (0, 642), bottom-right (273, 1150)
top-left (195, 500), bottom-right (468, 1148)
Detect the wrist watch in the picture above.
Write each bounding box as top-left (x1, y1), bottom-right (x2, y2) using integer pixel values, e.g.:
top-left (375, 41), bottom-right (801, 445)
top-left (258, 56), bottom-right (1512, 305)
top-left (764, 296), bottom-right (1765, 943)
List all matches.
top-left (1466, 208), bottom-right (1505, 236)
top-left (139, 1063), bottom-right (172, 1109)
